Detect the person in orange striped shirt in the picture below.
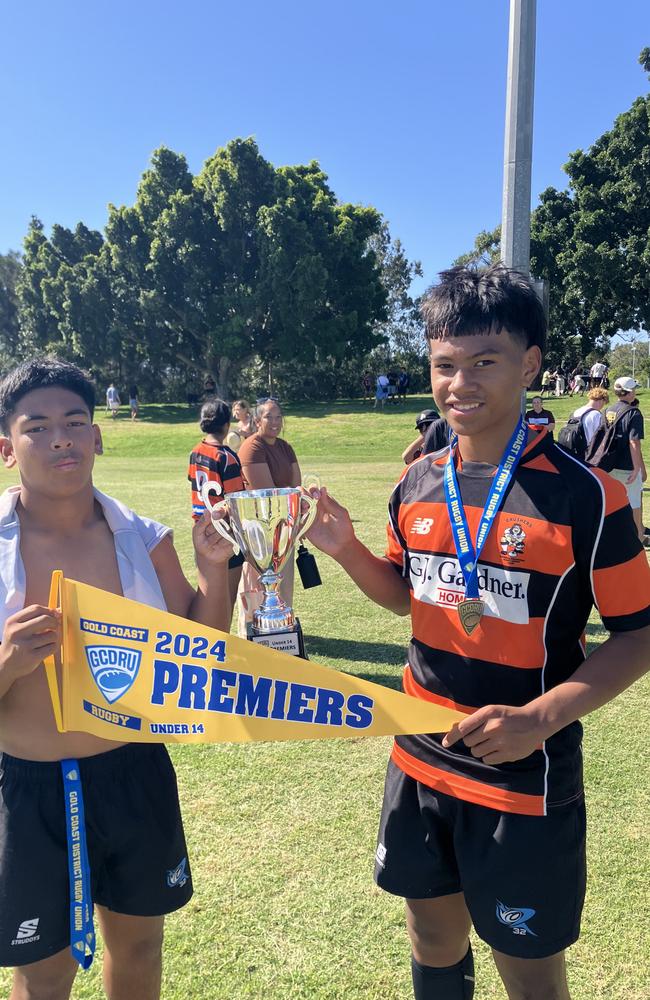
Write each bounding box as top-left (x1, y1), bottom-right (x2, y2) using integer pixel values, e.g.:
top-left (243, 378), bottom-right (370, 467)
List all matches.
top-left (307, 265), bottom-right (650, 1000)
top-left (188, 398), bottom-right (245, 620)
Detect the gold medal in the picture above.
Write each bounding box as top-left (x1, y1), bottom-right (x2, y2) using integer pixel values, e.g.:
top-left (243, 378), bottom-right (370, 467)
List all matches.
top-left (457, 598), bottom-right (485, 636)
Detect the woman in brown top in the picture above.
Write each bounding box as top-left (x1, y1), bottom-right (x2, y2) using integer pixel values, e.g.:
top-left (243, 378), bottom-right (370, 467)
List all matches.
top-left (236, 398), bottom-right (302, 635)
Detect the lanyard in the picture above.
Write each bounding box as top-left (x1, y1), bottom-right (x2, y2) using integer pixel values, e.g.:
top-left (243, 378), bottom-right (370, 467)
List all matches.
top-left (444, 416), bottom-right (527, 604)
top-left (61, 760), bottom-right (96, 969)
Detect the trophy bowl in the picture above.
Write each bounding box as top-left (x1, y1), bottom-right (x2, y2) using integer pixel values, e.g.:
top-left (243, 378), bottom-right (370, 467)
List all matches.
top-left (201, 484), bottom-right (317, 634)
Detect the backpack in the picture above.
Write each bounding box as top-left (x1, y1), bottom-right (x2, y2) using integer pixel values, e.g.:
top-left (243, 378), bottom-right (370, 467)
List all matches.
top-left (557, 413), bottom-right (589, 460)
top-left (584, 403), bottom-right (632, 471)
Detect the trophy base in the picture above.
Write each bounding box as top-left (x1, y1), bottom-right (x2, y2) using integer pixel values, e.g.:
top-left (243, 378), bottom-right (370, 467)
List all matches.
top-left (246, 619), bottom-right (307, 658)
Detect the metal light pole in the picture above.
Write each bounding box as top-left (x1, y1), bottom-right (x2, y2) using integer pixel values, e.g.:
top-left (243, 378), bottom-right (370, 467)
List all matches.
top-left (501, 0), bottom-right (537, 276)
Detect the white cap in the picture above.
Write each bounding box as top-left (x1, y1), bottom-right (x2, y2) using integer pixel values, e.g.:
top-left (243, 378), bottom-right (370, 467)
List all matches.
top-left (613, 376), bottom-right (639, 393)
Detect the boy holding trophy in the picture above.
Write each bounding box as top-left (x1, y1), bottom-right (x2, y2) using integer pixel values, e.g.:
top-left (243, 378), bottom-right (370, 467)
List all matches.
top-left (0, 359), bottom-right (232, 1000)
top-left (307, 265), bottom-right (650, 1000)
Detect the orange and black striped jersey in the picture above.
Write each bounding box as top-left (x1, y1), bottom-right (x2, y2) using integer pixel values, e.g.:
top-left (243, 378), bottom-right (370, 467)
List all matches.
top-left (385, 429), bottom-right (650, 817)
top-left (188, 441), bottom-right (244, 519)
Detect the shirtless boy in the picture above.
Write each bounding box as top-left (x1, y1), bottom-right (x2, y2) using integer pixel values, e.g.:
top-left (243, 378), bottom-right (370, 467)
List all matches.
top-left (307, 265), bottom-right (650, 1000)
top-left (0, 358), bottom-right (233, 1000)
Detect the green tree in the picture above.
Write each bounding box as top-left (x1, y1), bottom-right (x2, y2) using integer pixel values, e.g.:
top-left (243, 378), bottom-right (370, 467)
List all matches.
top-left (0, 252), bottom-right (22, 367)
top-left (368, 221), bottom-right (423, 355)
top-left (14, 140), bottom-right (404, 400)
top-left (456, 54), bottom-right (650, 362)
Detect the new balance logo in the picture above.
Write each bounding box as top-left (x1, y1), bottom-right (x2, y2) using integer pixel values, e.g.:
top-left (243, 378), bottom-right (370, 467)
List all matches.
top-left (12, 918), bottom-right (40, 946)
top-left (410, 517), bottom-right (434, 535)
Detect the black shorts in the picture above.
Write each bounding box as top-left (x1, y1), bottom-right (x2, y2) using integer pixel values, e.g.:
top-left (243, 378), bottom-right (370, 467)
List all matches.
top-left (374, 760), bottom-right (586, 959)
top-left (228, 550), bottom-right (245, 570)
top-left (0, 743), bottom-right (193, 967)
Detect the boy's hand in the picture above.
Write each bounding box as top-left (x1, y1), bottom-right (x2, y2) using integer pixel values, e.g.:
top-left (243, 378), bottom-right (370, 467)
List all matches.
top-left (192, 510), bottom-right (234, 568)
top-left (305, 487), bottom-right (356, 559)
top-left (441, 704), bottom-right (546, 764)
top-left (0, 605), bottom-right (62, 680)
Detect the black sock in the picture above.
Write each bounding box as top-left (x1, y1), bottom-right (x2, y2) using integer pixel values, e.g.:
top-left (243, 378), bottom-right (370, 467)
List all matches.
top-left (411, 946), bottom-right (475, 999)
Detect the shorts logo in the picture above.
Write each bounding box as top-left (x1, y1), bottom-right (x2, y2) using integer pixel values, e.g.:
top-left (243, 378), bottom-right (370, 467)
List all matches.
top-left (410, 517), bottom-right (434, 535)
top-left (167, 857), bottom-right (189, 889)
top-left (85, 645), bottom-right (142, 704)
top-left (496, 900), bottom-right (537, 937)
top-left (12, 918), bottom-right (40, 946)
top-left (375, 843), bottom-right (387, 868)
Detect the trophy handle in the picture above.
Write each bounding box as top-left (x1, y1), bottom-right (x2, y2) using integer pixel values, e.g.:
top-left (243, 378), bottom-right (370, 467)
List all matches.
top-left (296, 493), bottom-right (318, 542)
top-left (199, 482), bottom-right (240, 556)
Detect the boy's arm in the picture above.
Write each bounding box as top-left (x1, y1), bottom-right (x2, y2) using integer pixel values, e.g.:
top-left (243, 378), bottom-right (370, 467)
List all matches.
top-left (150, 513), bottom-right (232, 632)
top-left (0, 606), bottom-right (61, 700)
top-left (306, 488), bottom-right (410, 615)
top-left (629, 438), bottom-right (646, 482)
top-left (442, 625), bottom-right (650, 763)
top-left (402, 434), bottom-right (424, 465)
top-left (445, 474), bottom-right (650, 764)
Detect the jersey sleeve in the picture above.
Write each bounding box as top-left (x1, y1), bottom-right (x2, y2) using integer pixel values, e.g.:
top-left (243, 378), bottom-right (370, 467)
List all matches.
top-left (385, 474), bottom-right (408, 575)
top-left (135, 513), bottom-right (173, 552)
top-left (590, 470), bottom-right (650, 631)
top-left (629, 409), bottom-right (644, 441)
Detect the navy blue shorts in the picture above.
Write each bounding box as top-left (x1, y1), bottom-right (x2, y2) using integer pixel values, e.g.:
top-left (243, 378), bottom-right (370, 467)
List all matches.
top-left (374, 760), bottom-right (586, 959)
top-left (0, 743), bottom-right (192, 967)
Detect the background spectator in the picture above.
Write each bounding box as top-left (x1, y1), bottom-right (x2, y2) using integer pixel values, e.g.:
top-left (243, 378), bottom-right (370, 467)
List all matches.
top-left (397, 370), bottom-right (410, 402)
top-left (603, 377), bottom-right (646, 542)
top-left (570, 387), bottom-right (609, 445)
top-left (129, 384), bottom-right (139, 421)
top-left (374, 373), bottom-right (389, 410)
top-left (237, 398), bottom-right (302, 637)
top-left (525, 395), bottom-right (556, 434)
top-left (590, 360), bottom-right (607, 388)
top-left (106, 382), bottom-right (120, 418)
top-left (188, 398), bottom-right (244, 619)
top-left (403, 409), bottom-right (448, 463)
top-left (225, 399), bottom-right (254, 452)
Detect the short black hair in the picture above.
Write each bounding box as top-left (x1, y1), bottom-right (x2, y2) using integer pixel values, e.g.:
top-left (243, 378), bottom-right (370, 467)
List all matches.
top-left (0, 357), bottom-right (96, 434)
top-left (199, 398), bottom-right (231, 435)
top-left (421, 264), bottom-right (546, 352)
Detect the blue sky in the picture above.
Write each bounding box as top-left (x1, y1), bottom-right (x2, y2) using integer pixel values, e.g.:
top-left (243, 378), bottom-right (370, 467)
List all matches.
top-left (1, 0), bottom-right (647, 294)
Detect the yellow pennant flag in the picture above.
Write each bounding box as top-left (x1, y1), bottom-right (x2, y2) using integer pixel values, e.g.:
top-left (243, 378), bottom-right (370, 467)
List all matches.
top-left (44, 572), bottom-right (465, 744)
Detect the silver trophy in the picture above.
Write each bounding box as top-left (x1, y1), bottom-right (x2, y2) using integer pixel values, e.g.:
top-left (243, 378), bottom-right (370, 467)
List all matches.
top-left (200, 483), bottom-right (317, 655)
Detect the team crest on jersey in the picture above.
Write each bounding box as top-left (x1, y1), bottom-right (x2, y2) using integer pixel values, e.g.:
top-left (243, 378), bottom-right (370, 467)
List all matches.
top-left (85, 645), bottom-right (142, 704)
top-left (496, 900), bottom-right (537, 936)
top-left (500, 523), bottom-right (526, 561)
top-left (167, 857), bottom-right (189, 888)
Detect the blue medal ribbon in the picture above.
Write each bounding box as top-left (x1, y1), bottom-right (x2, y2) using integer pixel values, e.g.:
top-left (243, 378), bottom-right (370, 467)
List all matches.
top-left (444, 416), bottom-right (528, 602)
top-left (61, 759), bottom-right (96, 969)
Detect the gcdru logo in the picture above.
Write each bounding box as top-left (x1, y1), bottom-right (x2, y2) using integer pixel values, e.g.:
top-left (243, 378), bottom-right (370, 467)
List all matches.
top-left (167, 857), bottom-right (189, 889)
top-left (85, 645), bottom-right (142, 704)
top-left (496, 900), bottom-right (537, 936)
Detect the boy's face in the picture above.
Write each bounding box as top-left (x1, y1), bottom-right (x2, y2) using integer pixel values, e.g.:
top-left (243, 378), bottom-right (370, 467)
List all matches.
top-left (0, 386), bottom-right (102, 498)
top-left (429, 328), bottom-right (540, 440)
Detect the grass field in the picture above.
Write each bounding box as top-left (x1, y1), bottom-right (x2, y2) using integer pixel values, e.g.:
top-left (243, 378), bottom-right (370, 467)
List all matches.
top-left (1, 392), bottom-right (648, 1000)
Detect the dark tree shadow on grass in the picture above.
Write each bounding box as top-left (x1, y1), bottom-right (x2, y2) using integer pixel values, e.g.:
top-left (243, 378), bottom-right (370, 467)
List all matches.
top-left (304, 634), bottom-right (406, 668)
